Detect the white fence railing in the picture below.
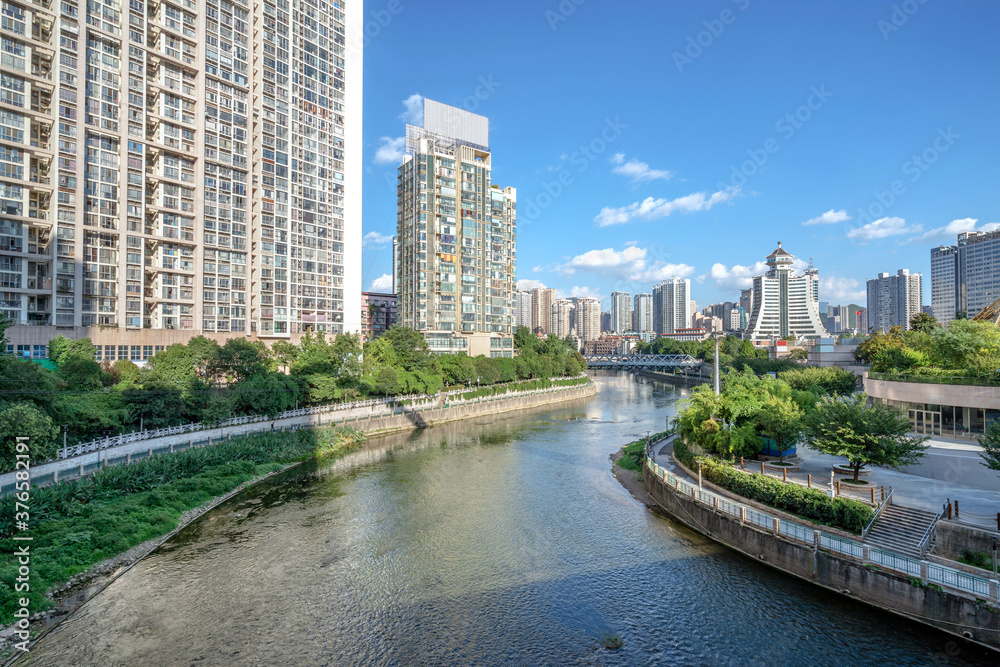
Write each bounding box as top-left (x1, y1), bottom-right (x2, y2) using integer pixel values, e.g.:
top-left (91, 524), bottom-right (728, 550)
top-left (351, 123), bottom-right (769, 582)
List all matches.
top-left (56, 379), bottom-right (592, 461)
top-left (646, 459), bottom-right (999, 604)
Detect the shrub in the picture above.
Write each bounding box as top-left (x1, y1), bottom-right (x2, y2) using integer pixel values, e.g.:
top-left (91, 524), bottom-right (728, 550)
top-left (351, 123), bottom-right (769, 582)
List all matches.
top-left (673, 439), bottom-right (873, 533)
top-left (958, 548), bottom-right (992, 570)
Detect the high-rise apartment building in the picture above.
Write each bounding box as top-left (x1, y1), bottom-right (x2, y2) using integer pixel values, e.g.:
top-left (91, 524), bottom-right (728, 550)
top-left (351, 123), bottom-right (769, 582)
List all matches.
top-left (931, 231), bottom-right (1000, 324)
top-left (361, 291), bottom-right (397, 343)
top-left (550, 298), bottom-right (572, 338)
top-left (745, 243), bottom-right (828, 340)
top-left (575, 297), bottom-right (600, 342)
top-left (514, 289), bottom-right (532, 329)
top-left (867, 268), bottom-right (922, 333)
top-left (610, 291), bottom-right (630, 333)
top-left (395, 99), bottom-right (516, 357)
top-left (930, 244), bottom-right (958, 326)
top-left (531, 286), bottom-right (554, 334)
top-left (632, 292), bottom-right (651, 332)
top-left (651, 277), bottom-right (690, 335)
top-left (2, 0), bottom-right (362, 357)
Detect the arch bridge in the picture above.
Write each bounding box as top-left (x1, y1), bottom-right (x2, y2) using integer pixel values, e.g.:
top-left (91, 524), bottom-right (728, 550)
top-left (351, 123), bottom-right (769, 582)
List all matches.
top-left (583, 354), bottom-right (701, 371)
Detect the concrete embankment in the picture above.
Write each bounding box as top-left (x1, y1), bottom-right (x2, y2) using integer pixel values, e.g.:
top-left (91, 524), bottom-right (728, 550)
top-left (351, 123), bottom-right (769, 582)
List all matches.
top-left (642, 457), bottom-right (1000, 653)
top-left (1, 382), bottom-right (598, 493)
top-left (634, 369), bottom-right (710, 387)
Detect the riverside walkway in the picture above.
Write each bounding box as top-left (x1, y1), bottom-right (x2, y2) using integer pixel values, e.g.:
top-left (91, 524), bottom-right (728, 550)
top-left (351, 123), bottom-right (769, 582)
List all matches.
top-left (645, 435), bottom-right (1000, 606)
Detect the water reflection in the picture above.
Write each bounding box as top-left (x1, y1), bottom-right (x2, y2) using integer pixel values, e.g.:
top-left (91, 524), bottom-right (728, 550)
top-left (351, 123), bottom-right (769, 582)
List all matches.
top-left (21, 374), bottom-right (993, 666)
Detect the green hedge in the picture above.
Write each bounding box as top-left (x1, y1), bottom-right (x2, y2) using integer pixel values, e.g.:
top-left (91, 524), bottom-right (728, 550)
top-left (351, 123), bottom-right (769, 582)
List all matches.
top-left (673, 439), bottom-right (873, 534)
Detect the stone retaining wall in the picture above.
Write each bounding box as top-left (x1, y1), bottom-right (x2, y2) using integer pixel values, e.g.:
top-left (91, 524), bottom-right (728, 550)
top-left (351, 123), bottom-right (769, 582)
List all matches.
top-left (933, 520), bottom-right (1000, 562)
top-left (643, 463), bottom-right (1000, 652)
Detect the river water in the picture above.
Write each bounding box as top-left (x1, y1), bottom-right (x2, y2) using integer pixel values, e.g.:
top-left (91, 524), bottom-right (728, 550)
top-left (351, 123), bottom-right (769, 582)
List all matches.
top-left (21, 373), bottom-right (992, 666)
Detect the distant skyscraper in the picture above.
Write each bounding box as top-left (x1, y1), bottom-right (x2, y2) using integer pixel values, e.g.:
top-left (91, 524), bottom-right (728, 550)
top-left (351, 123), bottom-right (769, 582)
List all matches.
top-left (932, 231), bottom-right (1000, 324)
top-left (739, 289), bottom-right (753, 331)
top-left (652, 278), bottom-right (691, 335)
top-left (745, 243), bottom-right (828, 340)
top-left (576, 298), bottom-right (601, 342)
top-left (633, 293), bottom-right (652, 331)
top-left (396, 99), bottom-right (516, 357)
top-left (551, 299), bottom-right (573, 338)
top-left (531, 287), bottom-right (555, 334)
top-left (867, 269), bottom-right (922, 333)
top-left (515, 291), bottom-right (533, 329)
top-left (610, 291), bottom-right (632, 333)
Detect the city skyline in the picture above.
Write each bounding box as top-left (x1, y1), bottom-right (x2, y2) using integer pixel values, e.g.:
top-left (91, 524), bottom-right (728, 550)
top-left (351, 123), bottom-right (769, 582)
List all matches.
top-left (361, 1), bottom-right (999, 311)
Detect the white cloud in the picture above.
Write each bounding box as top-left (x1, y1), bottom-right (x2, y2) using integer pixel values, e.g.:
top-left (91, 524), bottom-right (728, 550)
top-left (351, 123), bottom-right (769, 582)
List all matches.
top-left (362, 231), bottom-right (392, 249)
top-left (563, 286), bottom-right (604, 301)
top-left (901, 218), bottom-right (1000, 245)
top-left (707, 261), bottom-right (768, 291)
top-left (821, 276), bottom-right (866, 302)
top-left (516, 279), bottom-right (547, 291)
top-left (369, 274), bottom-right (393, 292)
top-left (610, 153), bottom-right (673, 184)
top-left (594, 187), bottom-right (739, 227)
top-left (374, 136), bottom-right (406, 165)
top-left (846, 217), bottom-right (922, 242)
top-left (556, 246), bottom-right (646, 276)
top-left (400, 93), bottom-right (423, 124)
top-left (555, 246), bottom-right (695, 283)
top-left (802, 209), bottom-right (851, 226)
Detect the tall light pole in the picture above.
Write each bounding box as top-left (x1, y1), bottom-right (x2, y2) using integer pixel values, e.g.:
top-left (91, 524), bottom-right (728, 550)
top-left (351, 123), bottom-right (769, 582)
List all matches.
top-left (713, 332), bottom-right (721, 396)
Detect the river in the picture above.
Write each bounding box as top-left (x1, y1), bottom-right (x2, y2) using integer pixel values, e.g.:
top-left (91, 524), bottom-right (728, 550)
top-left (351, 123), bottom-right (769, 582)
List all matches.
top-left (20, 373), bottom-right (991, 665)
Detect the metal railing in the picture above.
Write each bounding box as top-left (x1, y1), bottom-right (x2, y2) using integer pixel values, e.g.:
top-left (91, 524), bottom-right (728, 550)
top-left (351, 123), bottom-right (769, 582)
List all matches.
top-left (862, 486), bottom-right (893, 541)
top-left (54, 379), bottom-right (593, 461)
top-left (644, 458), bottom-right (997, 603)
top-left (868, 371), bottom-right (1000, 387)
top-left (916, 506), bottom-right (945, 557)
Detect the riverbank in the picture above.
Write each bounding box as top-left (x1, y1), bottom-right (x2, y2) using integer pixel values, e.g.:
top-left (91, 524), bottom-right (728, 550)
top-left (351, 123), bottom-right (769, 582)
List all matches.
top-left (634, 369), bottom-right (709, 387)
top-left (637, 442), bottom-right (1000, 654)
top-left (0, 380), bottom-right (597, 657)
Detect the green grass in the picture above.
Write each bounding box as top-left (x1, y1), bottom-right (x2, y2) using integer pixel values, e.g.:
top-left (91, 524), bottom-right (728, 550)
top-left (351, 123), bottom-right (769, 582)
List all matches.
top-left (616, 441), bottom-right (646, 474)
top-left (0, 425), bottom-right (364, 625)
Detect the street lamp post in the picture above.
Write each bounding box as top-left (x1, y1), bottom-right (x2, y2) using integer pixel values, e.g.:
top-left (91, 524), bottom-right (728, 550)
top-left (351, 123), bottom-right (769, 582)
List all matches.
top-left (62, 424), bottom-right (67, 458)
top-left (713, 333), bottom-right (721, 396)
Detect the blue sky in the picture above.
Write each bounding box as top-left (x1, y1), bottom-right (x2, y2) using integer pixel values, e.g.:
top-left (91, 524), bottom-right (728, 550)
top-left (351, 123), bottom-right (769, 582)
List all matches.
top-left (360, 0), bottom-right (1000, 310)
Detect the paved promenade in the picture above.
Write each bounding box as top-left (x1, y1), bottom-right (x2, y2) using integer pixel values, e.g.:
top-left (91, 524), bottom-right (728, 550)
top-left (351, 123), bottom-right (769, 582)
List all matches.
top-left (652, 436), bottom-right (1000, 531)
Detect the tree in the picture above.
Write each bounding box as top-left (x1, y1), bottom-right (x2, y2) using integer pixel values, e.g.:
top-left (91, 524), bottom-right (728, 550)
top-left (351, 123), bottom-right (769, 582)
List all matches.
top-left (47, 335), bottom-right (96, 365)
top-left (0, 402), bottom-right (58, 470)
top-left (754, 395), bottom-right (804, 463)
top-left (381, 326), bottom-right (433, 372)
top-left (909, 312), bottom-right (939, 333)
top-left (804, 393), bottom-right (929, 482)
top-left (929, 319), bottom-right (1000, 371)
top-left (229, 371), bottom-right (302, 418)
top-left (854, 326), bottom-right (905, 364)
top-left (271, 340), bottom-right (299, 373)
top-left (212, 339), bottom-right (269, 382)
top-left (978, 421), bottom-right (1000, 472)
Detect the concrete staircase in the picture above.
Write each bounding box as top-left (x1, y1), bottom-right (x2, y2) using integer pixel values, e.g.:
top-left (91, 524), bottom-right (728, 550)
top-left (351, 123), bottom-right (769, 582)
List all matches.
top-left (863, 504), bottom-right (941, 559)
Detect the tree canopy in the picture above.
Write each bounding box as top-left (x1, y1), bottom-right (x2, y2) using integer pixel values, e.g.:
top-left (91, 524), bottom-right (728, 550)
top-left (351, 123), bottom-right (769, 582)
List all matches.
top-left (804, 394), bottom-right (929, 481)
